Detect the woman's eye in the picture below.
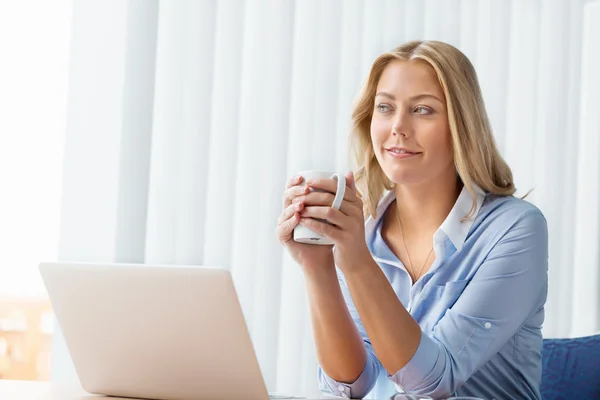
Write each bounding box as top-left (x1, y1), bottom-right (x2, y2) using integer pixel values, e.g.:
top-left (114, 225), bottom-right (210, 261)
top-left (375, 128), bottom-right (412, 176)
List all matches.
top-left (376, 104), bottom-right (392, 112)
top-left (414, 106), bottom-right (433, 115)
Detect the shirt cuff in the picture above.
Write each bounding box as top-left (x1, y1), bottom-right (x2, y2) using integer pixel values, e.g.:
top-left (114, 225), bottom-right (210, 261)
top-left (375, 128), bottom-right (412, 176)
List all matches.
top-left (389, 331), bottom-right (444, 392)
top-left (318, 356), bottom-right (378, 399)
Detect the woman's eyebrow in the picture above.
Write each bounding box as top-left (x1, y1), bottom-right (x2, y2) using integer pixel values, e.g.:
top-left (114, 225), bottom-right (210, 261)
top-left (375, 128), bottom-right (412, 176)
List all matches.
top-left (409, 93), bottom-right (444, 103)
top-left (375, 91), bottom-right (443, 104)
top-left (375, 91), bottom-right (396, 100)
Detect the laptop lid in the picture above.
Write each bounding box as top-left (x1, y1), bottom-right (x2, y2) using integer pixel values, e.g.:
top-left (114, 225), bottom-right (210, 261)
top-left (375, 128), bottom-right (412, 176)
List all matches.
top-left (39, 262), bottom-right (270, 400)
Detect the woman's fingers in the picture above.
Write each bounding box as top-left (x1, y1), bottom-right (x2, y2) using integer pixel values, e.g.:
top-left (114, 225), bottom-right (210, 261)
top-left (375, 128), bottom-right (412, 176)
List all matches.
top-left (278, 202), bottom-right (304, 225)
top-left (304, 177), bottom-right (357, 202)
top-left (298, 216), bottom-right (341, 242)
top-left (299, 206), bottom-right (346, 228)
top-left (291, 191), bottom-right (334, 207)
top-left (281, 172), bottom-right (360, 220)
top-left (292, 191), bottom-right (359, 216)
top-left (275, 211), bottom-right (301, 242)
top-left (345, 171), bottom-right (357, 195)
top-left (282, 182), bottom-right (309, 208)
top-left (286, 175), bottom-right (303, 189)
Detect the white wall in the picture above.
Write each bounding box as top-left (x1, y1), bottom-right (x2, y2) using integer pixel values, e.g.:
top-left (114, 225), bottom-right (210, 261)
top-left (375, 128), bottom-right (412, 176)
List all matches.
top-left (0, 1), bottom-right (71, 297)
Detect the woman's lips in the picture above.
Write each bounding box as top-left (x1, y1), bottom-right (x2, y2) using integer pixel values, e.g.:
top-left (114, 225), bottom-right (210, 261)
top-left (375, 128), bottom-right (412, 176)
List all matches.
top-left (386, 149), bottom-right (422, 159)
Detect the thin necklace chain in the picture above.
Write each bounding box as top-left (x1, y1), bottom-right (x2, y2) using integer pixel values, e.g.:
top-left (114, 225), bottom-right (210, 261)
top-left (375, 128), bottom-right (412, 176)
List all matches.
top-left (395, 204), bottom-right (434, 283)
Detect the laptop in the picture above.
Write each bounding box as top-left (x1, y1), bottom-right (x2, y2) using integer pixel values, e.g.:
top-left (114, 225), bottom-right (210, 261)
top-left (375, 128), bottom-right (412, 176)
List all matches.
top-left (39, 262), bottom-right (341, 400)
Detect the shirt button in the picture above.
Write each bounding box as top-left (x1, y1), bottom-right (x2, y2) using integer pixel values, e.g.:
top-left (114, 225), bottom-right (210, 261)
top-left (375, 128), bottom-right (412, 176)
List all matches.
top-left (341, 394), bottom-right (349, 398)
top-left (485, 322), bottom-right (492, 329)
top-left (337, 385), bottom-right (345, 392)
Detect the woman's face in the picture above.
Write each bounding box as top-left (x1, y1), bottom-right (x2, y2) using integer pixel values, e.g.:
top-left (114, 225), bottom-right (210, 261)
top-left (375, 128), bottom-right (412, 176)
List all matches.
top-left (370, 60), bottom-right (454, 186)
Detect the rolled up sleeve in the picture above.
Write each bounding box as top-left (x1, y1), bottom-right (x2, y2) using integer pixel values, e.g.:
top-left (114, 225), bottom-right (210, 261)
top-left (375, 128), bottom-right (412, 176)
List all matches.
top-left (318, 341), bottom-right (379, 399)
top-left (390, 331), bottom-right (444, 393)
top-left (389, 210), bottom-right (548, 398)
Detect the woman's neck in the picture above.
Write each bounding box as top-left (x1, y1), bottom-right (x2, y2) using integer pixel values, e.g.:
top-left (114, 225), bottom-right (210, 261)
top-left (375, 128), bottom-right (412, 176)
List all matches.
top-left (394, 174), bottom-right (462, 236)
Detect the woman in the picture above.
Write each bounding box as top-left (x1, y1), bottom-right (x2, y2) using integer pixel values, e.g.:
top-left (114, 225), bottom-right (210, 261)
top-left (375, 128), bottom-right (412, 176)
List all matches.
top-left (276, 40), bottom-right (547, 400)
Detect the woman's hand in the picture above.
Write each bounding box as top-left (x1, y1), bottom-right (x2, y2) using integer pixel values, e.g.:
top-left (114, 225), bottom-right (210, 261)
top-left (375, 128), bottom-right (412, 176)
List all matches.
top-left (275, 174), bottom-right (336, 272)
top-left (294, 171), bottom-right (372, 273)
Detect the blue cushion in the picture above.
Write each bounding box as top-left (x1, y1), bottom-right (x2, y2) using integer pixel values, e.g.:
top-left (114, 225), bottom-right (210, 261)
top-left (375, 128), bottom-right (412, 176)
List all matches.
top-left (540, 334), bottom-right (600, 400)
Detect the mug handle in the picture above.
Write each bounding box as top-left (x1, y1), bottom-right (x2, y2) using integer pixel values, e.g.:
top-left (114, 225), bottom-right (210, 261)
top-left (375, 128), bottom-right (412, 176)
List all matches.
top-left (330, 173), bottom-right (346, 210)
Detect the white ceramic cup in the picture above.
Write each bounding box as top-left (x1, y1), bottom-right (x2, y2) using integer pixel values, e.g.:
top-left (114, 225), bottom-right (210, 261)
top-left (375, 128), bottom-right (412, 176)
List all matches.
top-left (293, 170), bottom-right (346, 245)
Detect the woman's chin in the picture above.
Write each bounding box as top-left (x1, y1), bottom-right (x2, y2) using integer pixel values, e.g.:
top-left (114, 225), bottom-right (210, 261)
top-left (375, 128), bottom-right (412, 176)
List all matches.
top-left (384, 169), bottom-right (423, 186)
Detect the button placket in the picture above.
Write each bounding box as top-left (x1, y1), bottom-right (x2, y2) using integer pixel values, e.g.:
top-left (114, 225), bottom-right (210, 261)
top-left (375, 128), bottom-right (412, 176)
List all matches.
top-left (336, 385), bottom-right (349, 398)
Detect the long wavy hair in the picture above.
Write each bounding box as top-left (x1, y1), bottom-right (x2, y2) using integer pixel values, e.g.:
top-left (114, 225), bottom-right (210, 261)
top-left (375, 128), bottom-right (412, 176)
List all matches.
top-left (351, 40), bottom-right (515, 219)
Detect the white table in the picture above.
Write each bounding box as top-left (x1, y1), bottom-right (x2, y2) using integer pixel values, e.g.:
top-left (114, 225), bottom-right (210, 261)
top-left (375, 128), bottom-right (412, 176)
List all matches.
top-left (0, 380), bottom-right (127, 399)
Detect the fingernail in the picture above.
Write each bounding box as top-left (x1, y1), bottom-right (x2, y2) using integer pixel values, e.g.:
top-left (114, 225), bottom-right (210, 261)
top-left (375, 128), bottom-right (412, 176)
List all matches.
top-left (292, 197), bottom-right (299, 203)
top-left (306, 179), bottom-right (313, 186)
top-left (296, 202), bottom-right (303, 209)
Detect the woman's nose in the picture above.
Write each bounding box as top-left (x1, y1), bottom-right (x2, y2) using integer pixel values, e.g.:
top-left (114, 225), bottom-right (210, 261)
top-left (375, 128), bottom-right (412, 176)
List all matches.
top-left (392, 111), bottom-right (411, 138)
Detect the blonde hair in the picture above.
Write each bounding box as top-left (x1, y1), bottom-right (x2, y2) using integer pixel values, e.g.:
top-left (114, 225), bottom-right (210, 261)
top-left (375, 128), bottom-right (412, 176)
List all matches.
top-left (351, 40), bottom-right (515, 220)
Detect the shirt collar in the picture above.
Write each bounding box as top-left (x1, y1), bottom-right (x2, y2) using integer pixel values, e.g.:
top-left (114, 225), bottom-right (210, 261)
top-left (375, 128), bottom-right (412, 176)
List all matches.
top-left (364, 183), bottom-right (486, 252)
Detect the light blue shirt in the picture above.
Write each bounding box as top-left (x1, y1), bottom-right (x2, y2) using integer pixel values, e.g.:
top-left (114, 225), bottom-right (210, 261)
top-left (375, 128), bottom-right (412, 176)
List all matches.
top-left (318, 185), bottom-right (548, 400)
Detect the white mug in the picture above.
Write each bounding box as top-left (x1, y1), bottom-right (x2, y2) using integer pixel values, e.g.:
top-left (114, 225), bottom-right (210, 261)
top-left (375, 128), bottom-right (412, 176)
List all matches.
top-left (293, 170), bottom-right (346, 245)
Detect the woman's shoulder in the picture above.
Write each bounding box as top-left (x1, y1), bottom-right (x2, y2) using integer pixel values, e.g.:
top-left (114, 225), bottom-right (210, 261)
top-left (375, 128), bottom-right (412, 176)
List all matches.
top-left (462, 194), bottom-right (548, 273)
top-left (481, 192), bottom-right (545, 219)
top-left (474, 193), bottom-right (547, 236)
